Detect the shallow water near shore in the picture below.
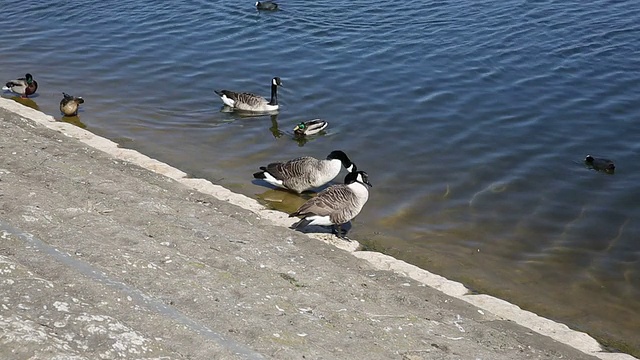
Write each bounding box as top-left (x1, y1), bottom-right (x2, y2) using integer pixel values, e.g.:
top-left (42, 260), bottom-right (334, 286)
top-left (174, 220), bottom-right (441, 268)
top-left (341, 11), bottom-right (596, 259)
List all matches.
top-left (2, 0), bottom-right (639, 355)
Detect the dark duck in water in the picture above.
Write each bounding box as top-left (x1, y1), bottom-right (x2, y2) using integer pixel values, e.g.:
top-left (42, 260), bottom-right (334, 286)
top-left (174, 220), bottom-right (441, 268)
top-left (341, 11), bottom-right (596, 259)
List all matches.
top-left (585, 155), bottom-right (615, 174)
top-left (256, 1), bottom-right (278, 10)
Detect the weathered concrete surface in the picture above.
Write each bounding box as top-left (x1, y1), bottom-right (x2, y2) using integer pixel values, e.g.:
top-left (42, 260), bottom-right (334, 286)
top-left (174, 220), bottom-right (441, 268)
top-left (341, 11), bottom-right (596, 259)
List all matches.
top-left (0, 98), bottom-right (634, 359)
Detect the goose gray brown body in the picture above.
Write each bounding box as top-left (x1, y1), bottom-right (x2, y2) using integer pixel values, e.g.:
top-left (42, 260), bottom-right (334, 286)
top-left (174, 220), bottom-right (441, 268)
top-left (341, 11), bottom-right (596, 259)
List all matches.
top-left (253, 150), bottom-right (355, 193)
top-left (290, 170), bottom-right (372, 240)
top-left (215, 77), bottom-right (282, 112)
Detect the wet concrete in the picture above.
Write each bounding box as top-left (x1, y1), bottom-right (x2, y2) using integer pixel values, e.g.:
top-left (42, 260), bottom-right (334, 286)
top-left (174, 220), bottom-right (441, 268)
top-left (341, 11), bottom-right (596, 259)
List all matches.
top-left (0, 98), bottom-right (635, 359)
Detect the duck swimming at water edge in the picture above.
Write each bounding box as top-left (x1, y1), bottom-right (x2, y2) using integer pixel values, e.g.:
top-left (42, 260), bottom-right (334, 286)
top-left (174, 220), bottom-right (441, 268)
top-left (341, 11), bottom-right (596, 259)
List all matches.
top-left (3, 73), bottom-right (38, 98)
top-left (60, 92), bottom-right (85, 116)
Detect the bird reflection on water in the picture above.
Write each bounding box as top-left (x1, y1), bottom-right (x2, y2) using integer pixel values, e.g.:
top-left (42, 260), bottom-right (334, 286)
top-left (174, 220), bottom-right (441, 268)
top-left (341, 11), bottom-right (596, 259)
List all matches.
top-left (60, 115), bottom-right (87, 129)
top-left (8, 96), bottom-right (39, 111)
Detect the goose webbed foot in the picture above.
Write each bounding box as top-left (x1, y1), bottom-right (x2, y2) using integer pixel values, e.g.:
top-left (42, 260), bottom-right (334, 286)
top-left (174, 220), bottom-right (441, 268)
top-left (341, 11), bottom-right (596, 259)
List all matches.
top-left (332, 225), bottom-right (351, 241)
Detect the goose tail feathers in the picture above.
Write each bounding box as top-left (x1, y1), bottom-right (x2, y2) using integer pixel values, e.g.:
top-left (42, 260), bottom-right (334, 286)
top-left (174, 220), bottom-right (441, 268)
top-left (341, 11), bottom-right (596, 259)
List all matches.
top-left (253, 170), bottom-right (267, 179)
top-left (290, 218), bottom-right (312, 229)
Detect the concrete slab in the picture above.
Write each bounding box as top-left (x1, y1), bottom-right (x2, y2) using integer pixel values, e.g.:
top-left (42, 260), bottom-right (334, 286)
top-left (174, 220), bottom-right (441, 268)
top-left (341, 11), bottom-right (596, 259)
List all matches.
top-left (0, 98), bottom-right (634, 359)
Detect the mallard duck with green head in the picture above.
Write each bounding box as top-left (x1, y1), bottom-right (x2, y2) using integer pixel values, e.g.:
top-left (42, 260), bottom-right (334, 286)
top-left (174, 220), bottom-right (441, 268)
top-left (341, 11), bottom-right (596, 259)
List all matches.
top-left (60, 92), bottom-right (85, 116)
top-left (3, 73), bottom-right (38, 98)
top-left (293, 119), bottom-right (328, 136)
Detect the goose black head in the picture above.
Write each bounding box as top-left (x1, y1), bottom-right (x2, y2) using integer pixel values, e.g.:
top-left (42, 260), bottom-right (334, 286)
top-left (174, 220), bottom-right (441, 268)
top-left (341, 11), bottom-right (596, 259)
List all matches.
top-left (327, 150), bottom-right (354, 171)
top-left (345, 170), bottom-right (372, 187)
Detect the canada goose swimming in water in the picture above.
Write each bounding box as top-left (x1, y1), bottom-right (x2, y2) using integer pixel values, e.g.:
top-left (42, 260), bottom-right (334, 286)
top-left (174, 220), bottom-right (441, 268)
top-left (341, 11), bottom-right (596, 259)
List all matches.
top-left (585, 155), bottom-right (615, 174)
top-left (214, 77), bottom-right (282, 112)
top-left (290, 170), bottom-right (372, 240)
top-left (293, 119), bottom-right (328, 136)
top-left (256, 1), bottom-right (278, 10)
top-left (60, 92), bottom-right (85, 116)
top-left (3, 73), bottom-right (38, 98)
top-left (253, 150), bottom-right (355, 193)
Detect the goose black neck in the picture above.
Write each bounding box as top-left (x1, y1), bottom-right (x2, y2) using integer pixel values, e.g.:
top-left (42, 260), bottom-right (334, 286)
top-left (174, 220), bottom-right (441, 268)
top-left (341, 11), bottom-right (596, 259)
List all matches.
top-left (269, 82), bottom-right (278, 105)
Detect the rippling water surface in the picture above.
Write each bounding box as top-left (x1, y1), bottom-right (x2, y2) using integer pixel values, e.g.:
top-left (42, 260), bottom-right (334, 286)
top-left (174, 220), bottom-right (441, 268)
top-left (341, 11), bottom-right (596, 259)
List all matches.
top-left (2, 0), bottom-right (639, 354)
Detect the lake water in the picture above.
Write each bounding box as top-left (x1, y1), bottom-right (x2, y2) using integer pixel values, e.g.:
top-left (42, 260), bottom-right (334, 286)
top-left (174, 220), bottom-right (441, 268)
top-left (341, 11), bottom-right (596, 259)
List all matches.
top-left (2, 0), bottom-right (639, 355)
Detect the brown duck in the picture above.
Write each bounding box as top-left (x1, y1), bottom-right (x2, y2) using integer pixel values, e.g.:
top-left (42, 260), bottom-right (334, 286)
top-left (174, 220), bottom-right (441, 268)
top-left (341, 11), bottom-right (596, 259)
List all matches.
top-left (60, 92), bottom-right (85, 116)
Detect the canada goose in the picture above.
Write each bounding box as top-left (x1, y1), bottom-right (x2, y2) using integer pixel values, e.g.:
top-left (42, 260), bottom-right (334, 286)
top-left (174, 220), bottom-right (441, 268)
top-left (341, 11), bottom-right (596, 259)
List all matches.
top-left (585, 155), bottom-right (615, 174)
top-left (3, 73), bottom-right (38, 98)
top-left (256, 1), bottom-right (278, 10)
top-left (60, 92), bottom-right (85, 116)
top-left (214, 77), bottom-right (282, 112)
top-left (290, 170), bottom-right (372, 240)
top-left (293, 119), bottom-right (328, 136)
top-left (253, 150), bottom-right (355, 193)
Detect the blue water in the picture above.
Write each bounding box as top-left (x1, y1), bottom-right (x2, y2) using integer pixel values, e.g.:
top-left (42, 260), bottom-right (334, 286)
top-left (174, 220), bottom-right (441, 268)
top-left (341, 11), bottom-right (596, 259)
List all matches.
top-left (2, 0), bottom-right (639, 354)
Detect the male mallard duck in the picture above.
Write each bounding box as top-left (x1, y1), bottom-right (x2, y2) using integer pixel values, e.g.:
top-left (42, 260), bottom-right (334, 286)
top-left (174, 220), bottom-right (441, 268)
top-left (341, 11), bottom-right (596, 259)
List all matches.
top-left (290, 170), bottom-right (372, 240)
top-left (585, 155), bottom-right (615, 174)
top-left (253, 150), bottom-right (355, 193)
top-left (215, 77), bottom-right (282, 112)
top-left (60, 92), bottom-right (85, 116)
top-left (3, 73), bottom-right (38, 98)
top-left (293, 119), bottom-right (328, 136)
top-left (256, 1), bottom-right (278, 10)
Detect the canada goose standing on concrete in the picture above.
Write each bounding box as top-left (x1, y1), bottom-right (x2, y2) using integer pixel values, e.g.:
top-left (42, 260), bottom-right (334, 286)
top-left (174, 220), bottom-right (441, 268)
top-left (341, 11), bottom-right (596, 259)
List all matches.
top-left (290, 170), bottom-right (372, 240)
top-left (215, 77), bottom-right (282, 112)
top-left (253, 150), bottom-right (355, 193)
